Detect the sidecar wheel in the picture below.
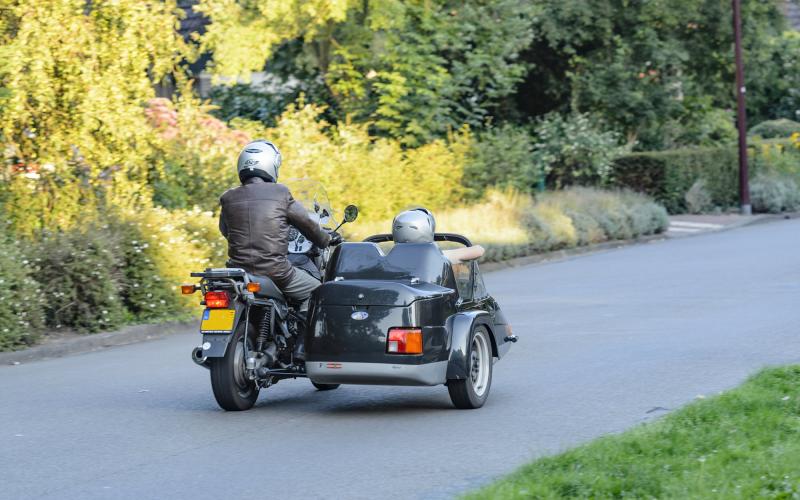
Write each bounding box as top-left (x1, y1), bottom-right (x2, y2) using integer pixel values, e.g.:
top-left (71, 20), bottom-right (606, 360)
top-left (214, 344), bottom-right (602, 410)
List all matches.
top-left (209, 321), bottom-right (259, 411)
top-left (447, 326), bottom-right (492, 409)
top-left (311, 382), bottom-right (340, 391)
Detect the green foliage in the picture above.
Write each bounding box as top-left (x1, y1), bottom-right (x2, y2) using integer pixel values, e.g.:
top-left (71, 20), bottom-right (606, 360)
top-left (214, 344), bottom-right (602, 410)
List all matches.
top-left (611, 139), bottom-right (800, 213)
top-left (35, 224), bottom-right (128, 333)
top-left (750, 173), bottom-right (800, 213)
top-left (209, 83), bottom-right (298, 126)
top-left (532, 113), bottom-right (629, 188)
top-left (0, 232), bottom-right (45, 350)
top-left (199, 0), bottom-right (536, 145)
top-left (260, 101), bottom-right (468, 224)
top-left (749, 119), bottom-right (800, 139)
top-left (0, 0), bottom-right (186, 233)
top-left (611, 147), bottom-right (742, 213)
top-left (462, 124), bottom-right (537, 197)
top-left (524, 0), bottom-right (786, 150)
top-left (195, 0), bottom-right (352, 80)
top-left (146, 97), bottom-right (250, 211)
top-left (342, 0), bottom-right (536, 145)
top-left (661, 104), bottom-right (737, 149)
top-left (468, 365), bottom-right (800, 499)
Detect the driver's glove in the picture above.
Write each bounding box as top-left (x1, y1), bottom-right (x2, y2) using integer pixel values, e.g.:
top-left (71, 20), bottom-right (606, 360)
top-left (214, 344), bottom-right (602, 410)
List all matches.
top-left (328, 231), bottom-right (343, 247)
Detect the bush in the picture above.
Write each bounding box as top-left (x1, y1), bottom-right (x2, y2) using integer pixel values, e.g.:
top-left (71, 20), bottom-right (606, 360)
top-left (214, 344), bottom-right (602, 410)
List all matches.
top-left (750, 174), bottom-right (800, 213)
top-left (462, 124), bottom-right (537, 196)
top-left (0, 234), bottom-right (46, 350)
top-left (749, 119), bottom-right (800, 139)
top-left (35, 224), bottom-right (128, 333)
top-left (12, 206), bottom-right (222, 339)
top-left (532, 113), bottom-right (629, 188)
top-left (684, 179), bottom-right (713, 214)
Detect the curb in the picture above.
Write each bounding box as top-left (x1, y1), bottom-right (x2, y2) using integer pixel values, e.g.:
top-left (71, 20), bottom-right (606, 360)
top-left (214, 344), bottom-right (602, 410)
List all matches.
top-left (0, 320), bottom-right (194, 366)
top-left (4, 212), bottom-right (796, 365)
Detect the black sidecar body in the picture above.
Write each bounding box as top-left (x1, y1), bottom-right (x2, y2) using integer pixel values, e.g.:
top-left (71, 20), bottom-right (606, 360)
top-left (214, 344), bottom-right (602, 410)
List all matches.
top-left (305, 233), bottom-right (515, 408)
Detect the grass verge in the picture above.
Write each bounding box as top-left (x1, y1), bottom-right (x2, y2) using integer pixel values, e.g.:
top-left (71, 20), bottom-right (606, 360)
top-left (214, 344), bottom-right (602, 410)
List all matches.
top-left (468, 366), bottom-right (800, 499)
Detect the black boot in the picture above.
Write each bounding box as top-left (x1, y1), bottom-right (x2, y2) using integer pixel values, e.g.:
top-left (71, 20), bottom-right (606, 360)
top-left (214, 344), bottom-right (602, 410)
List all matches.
top-left (292, 310), bottom-right (308, 363)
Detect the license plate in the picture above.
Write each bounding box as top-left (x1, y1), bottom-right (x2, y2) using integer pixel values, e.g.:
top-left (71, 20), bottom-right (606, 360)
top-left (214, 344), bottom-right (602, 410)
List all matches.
top-left (200, 309), bottom-right (236, 333)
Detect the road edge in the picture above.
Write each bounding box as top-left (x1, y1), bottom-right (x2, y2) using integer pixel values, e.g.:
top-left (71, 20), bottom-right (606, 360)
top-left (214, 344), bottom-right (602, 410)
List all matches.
top-left (0, 320), bottom-right (195, 365)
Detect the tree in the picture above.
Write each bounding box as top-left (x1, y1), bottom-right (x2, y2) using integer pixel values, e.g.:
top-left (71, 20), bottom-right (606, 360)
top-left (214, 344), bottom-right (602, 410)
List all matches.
top-left (0, 0), bottom-right (186, 233)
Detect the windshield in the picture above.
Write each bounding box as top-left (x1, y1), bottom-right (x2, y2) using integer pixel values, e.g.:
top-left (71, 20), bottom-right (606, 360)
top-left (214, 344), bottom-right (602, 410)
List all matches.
top-left (283, 178), bottom-right (334, 226)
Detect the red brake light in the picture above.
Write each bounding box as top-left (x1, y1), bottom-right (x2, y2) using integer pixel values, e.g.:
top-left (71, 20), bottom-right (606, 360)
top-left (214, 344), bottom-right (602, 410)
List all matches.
top-left (387, 328), bottom-right (423, 354)
top-left (205, 291), bottom-right (230, 308)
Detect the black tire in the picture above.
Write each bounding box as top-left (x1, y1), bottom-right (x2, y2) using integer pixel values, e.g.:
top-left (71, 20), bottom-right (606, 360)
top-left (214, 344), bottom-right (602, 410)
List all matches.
top-left (209, 321), bottom-right (259, 411)
top-left (311, 382), bottom-right (340, 391)
top-left (447, 326), bottom-right (493, 409)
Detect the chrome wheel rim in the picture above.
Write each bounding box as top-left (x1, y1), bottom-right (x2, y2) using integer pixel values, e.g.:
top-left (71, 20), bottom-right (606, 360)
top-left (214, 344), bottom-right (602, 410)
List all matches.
top-left (469, 330), bottom-right (490, 397)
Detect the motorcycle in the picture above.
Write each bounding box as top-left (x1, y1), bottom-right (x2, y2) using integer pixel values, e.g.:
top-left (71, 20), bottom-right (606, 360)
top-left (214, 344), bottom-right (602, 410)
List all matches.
top-left (183, 180), bottom-right (359, 411)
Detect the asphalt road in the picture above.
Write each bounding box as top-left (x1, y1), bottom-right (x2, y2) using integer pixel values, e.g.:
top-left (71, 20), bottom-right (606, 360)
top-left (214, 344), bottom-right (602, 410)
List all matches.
top-left (2, 219), bottom-right (799, 500)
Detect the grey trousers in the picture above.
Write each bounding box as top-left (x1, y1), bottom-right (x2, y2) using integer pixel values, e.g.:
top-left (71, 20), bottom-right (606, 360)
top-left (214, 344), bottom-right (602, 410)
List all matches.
top-left (282, 269), bottom-right (322, 311)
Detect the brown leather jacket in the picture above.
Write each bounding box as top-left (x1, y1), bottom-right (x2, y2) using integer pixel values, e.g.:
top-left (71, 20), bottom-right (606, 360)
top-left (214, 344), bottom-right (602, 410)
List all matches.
top-left (219, 177), bottom-right (331, 288)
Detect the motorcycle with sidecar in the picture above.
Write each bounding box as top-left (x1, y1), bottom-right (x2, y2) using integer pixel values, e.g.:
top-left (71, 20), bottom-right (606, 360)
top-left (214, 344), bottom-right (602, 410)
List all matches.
top-left (184, 181), bottom-right (516, 410)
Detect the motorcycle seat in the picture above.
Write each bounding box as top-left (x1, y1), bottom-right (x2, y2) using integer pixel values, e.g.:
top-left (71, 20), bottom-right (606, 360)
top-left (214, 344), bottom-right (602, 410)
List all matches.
top-left (246, 274), bottom-right (285, 302)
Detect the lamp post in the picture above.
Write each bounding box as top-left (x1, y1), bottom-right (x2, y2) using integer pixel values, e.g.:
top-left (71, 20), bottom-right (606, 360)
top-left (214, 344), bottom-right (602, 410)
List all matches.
top-left (732, 0), bottom-right (751, 215)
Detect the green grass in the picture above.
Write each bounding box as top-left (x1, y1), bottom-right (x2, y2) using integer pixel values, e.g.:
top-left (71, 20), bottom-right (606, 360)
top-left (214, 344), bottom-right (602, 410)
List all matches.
top-left (468, 366), bottom-right (800, 499)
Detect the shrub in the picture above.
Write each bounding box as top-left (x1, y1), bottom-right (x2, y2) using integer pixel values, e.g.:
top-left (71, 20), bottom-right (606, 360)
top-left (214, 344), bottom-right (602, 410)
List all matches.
top-left (532, 113), bottom-right (629, 188)
top-left (35, 224), bottom-right (128, 333)
top-left (462, 124), bottom-right (537, 196)
top-left (750, 174), bottom-right (800, 213)
top-left (661, 106), bottom-right (737, 149)
top-left (349, 188), bottom-right (668, 263)
top-left (0, 234), bottom-right (46, 350)
top-left (684, 179), bottom-right (713, 214)
top-left (749, 119), bottom-right (800, 139)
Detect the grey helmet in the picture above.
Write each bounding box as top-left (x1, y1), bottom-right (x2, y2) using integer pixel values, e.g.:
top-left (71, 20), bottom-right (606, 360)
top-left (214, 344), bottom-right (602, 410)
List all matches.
top-left (392, 208), bottom-right (436, 243)
top-left (237, 139), bottom-right (282, 182)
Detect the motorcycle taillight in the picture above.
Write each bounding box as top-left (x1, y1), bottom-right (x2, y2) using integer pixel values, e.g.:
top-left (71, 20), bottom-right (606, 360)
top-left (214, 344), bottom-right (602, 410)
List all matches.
top-left (204, 291), bottom-right (230, 308)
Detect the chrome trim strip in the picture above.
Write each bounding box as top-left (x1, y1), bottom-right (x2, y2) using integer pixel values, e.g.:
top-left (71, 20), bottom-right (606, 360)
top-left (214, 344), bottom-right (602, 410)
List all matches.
top-left (306, 361), bottom-right (448, 386)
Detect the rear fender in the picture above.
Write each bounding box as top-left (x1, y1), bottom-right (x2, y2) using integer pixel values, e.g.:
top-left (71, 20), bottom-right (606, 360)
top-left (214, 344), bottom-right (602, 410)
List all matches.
top-left (201, 301), bottom-right (247, 358)
top-left (445, 311), bottom-right (495, 380)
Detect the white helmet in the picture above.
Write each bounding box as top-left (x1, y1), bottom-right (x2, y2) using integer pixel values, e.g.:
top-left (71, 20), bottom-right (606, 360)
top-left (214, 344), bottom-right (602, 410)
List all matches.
top-left (392, 208), bottom-right (436, 243)
top-left (237, 139), bottom-right (282, 182)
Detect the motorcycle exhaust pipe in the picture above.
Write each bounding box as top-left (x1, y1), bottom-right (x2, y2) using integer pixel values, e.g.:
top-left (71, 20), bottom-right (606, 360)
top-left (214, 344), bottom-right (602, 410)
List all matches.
top-left (192, 346), bottom-right (210, 369)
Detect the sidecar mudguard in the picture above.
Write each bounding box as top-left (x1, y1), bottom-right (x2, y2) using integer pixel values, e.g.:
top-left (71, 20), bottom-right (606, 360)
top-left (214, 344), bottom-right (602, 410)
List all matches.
top-left (445, 310), bottom-right (499, 381)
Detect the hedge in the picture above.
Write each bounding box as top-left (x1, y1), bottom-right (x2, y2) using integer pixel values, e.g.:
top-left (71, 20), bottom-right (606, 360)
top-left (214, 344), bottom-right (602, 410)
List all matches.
top-left (609, 140), bottom-right (799, 213)
top-left (749, 119), bottom-right (800, 139)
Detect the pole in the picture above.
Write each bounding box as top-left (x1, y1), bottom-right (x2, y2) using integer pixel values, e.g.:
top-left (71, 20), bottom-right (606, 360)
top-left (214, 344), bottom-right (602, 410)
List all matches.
top-left (732, 0), bottom-right (751, 215)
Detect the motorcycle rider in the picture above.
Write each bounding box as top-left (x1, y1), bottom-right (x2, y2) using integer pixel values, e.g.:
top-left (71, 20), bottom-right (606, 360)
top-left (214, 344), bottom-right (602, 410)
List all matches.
top-left (218, 139), bottom-right (342, 360)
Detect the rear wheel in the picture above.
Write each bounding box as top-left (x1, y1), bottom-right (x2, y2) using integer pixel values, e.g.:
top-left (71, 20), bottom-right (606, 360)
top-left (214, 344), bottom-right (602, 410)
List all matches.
top-left (311, 382), bottom-right (340, 391)
top-left (447, 326), bottom-right (493, 409)
top-left (209, 321), bottom-right (259, 411)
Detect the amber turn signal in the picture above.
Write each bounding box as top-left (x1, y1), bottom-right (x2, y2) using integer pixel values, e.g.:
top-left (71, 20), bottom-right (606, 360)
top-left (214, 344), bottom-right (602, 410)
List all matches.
top-left (180, 284), bottom-right (197, 295)
top-left (246, 282), bottom-right (261, 293)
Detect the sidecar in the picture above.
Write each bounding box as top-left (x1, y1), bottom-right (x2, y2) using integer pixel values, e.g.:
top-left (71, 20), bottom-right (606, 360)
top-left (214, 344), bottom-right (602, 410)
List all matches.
top-left (305, 233), bottom-right (516, 409)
